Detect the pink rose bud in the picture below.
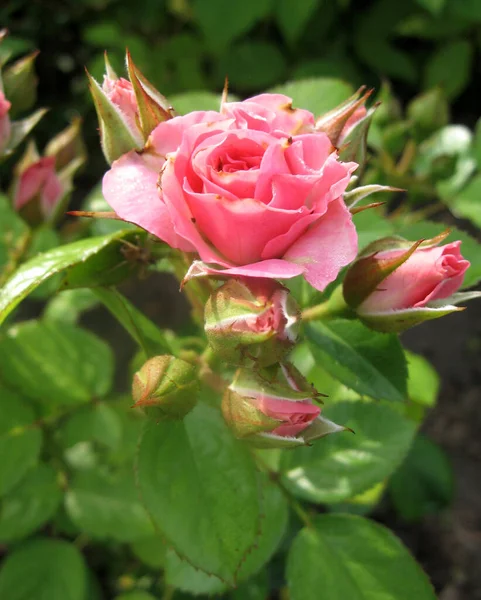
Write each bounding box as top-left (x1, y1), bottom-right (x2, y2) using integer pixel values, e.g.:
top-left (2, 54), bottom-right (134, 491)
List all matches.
top-left (88, 52), bottom-right (174, 164)
top-left (132, 355), bottom-right (198, 421)
top-left (343, 234), bottom-right (479, 332)
top-left (103, 76), bottom-right (141, 140)
top-left (13, 155), bottom-right (65, 223)
top-left (204, 278), bottom-right (300, 367)
top-left (0, 90), bottom-right (11, 154)
top-left (222, 363), bottom-right (347, 448)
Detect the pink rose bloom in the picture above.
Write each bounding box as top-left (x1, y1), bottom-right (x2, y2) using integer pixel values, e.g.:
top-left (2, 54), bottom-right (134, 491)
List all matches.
top-left (103, 93), bottom-right (358, 291)
top-left (358, 242), bottom-right (469, 314)
top-left (0, 91), bottom-right (11, 153)
top-left (14, 157), bottom-right (65, 216)
top-left (103, 76), bottom-right (141, 139)
top-left (252, 396), bottom-right (320, 437)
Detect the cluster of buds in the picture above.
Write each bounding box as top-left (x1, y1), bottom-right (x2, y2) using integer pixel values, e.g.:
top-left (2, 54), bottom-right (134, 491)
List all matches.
top-left (204, 278), bottom-right (300, 367)
top-left (343, 232), bottom-right (480, 332)
top-left (132, 355), bottom-right (198, 421)
top-left (222, 363), bottom-right (346, 448)
top-left (88, 51), bottom-right (175, 164)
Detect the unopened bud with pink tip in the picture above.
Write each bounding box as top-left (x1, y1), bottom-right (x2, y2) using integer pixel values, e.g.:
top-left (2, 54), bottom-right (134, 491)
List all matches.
top-left (222, 363), bottom-right (347, 448)
top-left (204, 278), bottom-right (300, 367)
top-left (132, 355), bottom-right (198, 421)
top-left (88, 51), bottom-right (175, 164)
top-left (343, 232), bottom-right (480, 332)
top-left (0, 90), bottom-right (11, 155)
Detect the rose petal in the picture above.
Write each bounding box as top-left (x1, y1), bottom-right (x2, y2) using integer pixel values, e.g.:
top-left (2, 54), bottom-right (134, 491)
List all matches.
top-left (102, 151), bottom-right (193, 250)
top-left (283, 198), bottom-right (358, 291)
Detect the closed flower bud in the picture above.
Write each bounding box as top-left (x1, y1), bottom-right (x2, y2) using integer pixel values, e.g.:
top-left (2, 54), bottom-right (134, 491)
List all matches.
top-left (222, 363), bottom-right (347, 448)
top-left (0, 90), bottom-right (11, 155)
top-left (11, 141), bottom-right (65, 225)
top-left (132, 355), bottom-right (198, 421)
top-left (204, 278), bottom-right (300, 367)
top-left (343, 232), bottom-right (480, 332)
top-left (88, 51), bottom-right (174, 164)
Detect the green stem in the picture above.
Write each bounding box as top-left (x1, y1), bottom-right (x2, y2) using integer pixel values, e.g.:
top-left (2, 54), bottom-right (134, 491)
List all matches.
top-left (302, 286), bottom-right (353, 323)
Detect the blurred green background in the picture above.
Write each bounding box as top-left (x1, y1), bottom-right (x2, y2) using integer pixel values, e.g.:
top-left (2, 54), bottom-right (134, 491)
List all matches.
top-left (2, 0), bottom-right (481, 186)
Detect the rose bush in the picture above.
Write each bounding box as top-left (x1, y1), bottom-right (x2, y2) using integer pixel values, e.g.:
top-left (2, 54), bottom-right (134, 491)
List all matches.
top-left (103, 94), bottom-right (359, 290)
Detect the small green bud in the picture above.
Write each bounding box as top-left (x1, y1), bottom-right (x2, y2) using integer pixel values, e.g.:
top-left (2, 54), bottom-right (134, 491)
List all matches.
top-left (204, 278), bottom-right (300, 367)
top-left (132, 355), bottom-right (198, 421)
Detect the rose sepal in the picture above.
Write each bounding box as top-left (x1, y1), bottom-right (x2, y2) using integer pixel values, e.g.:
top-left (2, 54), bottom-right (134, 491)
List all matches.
top-left (125, 50), bottom-right (175, 138)
top-left (86, 69), bottom-right (143, 164)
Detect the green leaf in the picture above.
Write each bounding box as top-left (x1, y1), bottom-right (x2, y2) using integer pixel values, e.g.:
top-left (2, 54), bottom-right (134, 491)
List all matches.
top-left (0, 464), bottom-right (62, 542)
top-left (269, 78), bottom-right (354, 117)
top-left (450, 174), bottom-right (481, 228)
top-left (406, 351), bottom-right (439, 408)
top-left (131, 535), bottom-right (166, 568)
top-left (276, 0), bottom-right (319, 44)
top-left (170, 91), bottom-right (222, 115)
top-left (306, 320), bottom-right (407, 402)
top-left (65, 468), bottom-right (154, 542)
top-left (393, 220), bottom-right (481, 289)
top-left (0, 321), bottom-right (113, 413)
top-left (0, 387), bottom-right (42, 497)
top-left (137, 403), bottom-right (261, 585)
top-left (216, 42), bottom-right (286, 91)
top-left (0, 229), bottom-right (139, 325)
top-left (416, 0), bottom-right (446, 15)
top-left (389, 434), bottom-right (453, 522)
top-left (287, 515), bottom-right (436, 600)
top-left (115, 593), bottom-right (157, 600)
top-left (44, 289), bottom-right (99, 324)
top-left (0, 538), bottom-right (88, 600)
top-left (164, 477), bottom-right (288, 594)
top-left (93, 287), bottom-right (173, 356)
top-left (59, 402), bottom-right (122, 451)
top-left (0, 194), bottom-right (28, 274)
top-left (193, 0), bottom-right (272, 53)
top-left (281, 401), bottom-right (416, 503)
top-left (424, 40), bottom-right (473, 99)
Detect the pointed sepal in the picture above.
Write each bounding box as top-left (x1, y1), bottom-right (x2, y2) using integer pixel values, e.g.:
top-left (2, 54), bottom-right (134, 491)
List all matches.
top-left (87, 69), bottom-right (143, 164)
top-left (126, 50), bottom-right (175, 138)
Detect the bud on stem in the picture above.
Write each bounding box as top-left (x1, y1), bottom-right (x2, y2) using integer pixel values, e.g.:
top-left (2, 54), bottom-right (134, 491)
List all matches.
top-left (204, 278), bottom-right (300, 367)
top-left (132, 355), bottom-right (198, 420)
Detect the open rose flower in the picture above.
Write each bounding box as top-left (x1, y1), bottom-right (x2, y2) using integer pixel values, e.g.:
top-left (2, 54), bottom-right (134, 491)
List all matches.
top-left (103, 93), bottom-right (358, 291)
top-left (343, 236), bottom-right (478, 332)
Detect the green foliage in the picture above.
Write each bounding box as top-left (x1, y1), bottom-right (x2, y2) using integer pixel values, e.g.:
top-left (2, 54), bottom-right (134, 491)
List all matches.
top-left (137, 403), bottom-right (262, 585)
top-left (306, 320), bottom-right (408, 402)
top-left (281, 401), bottom-right (416, 504)
top-left (287, 515), bottom-right (436, 599)
top-left (0, 538), bottom-right (88, 600)
top-left (389, 434), bottom-right (453, 521)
